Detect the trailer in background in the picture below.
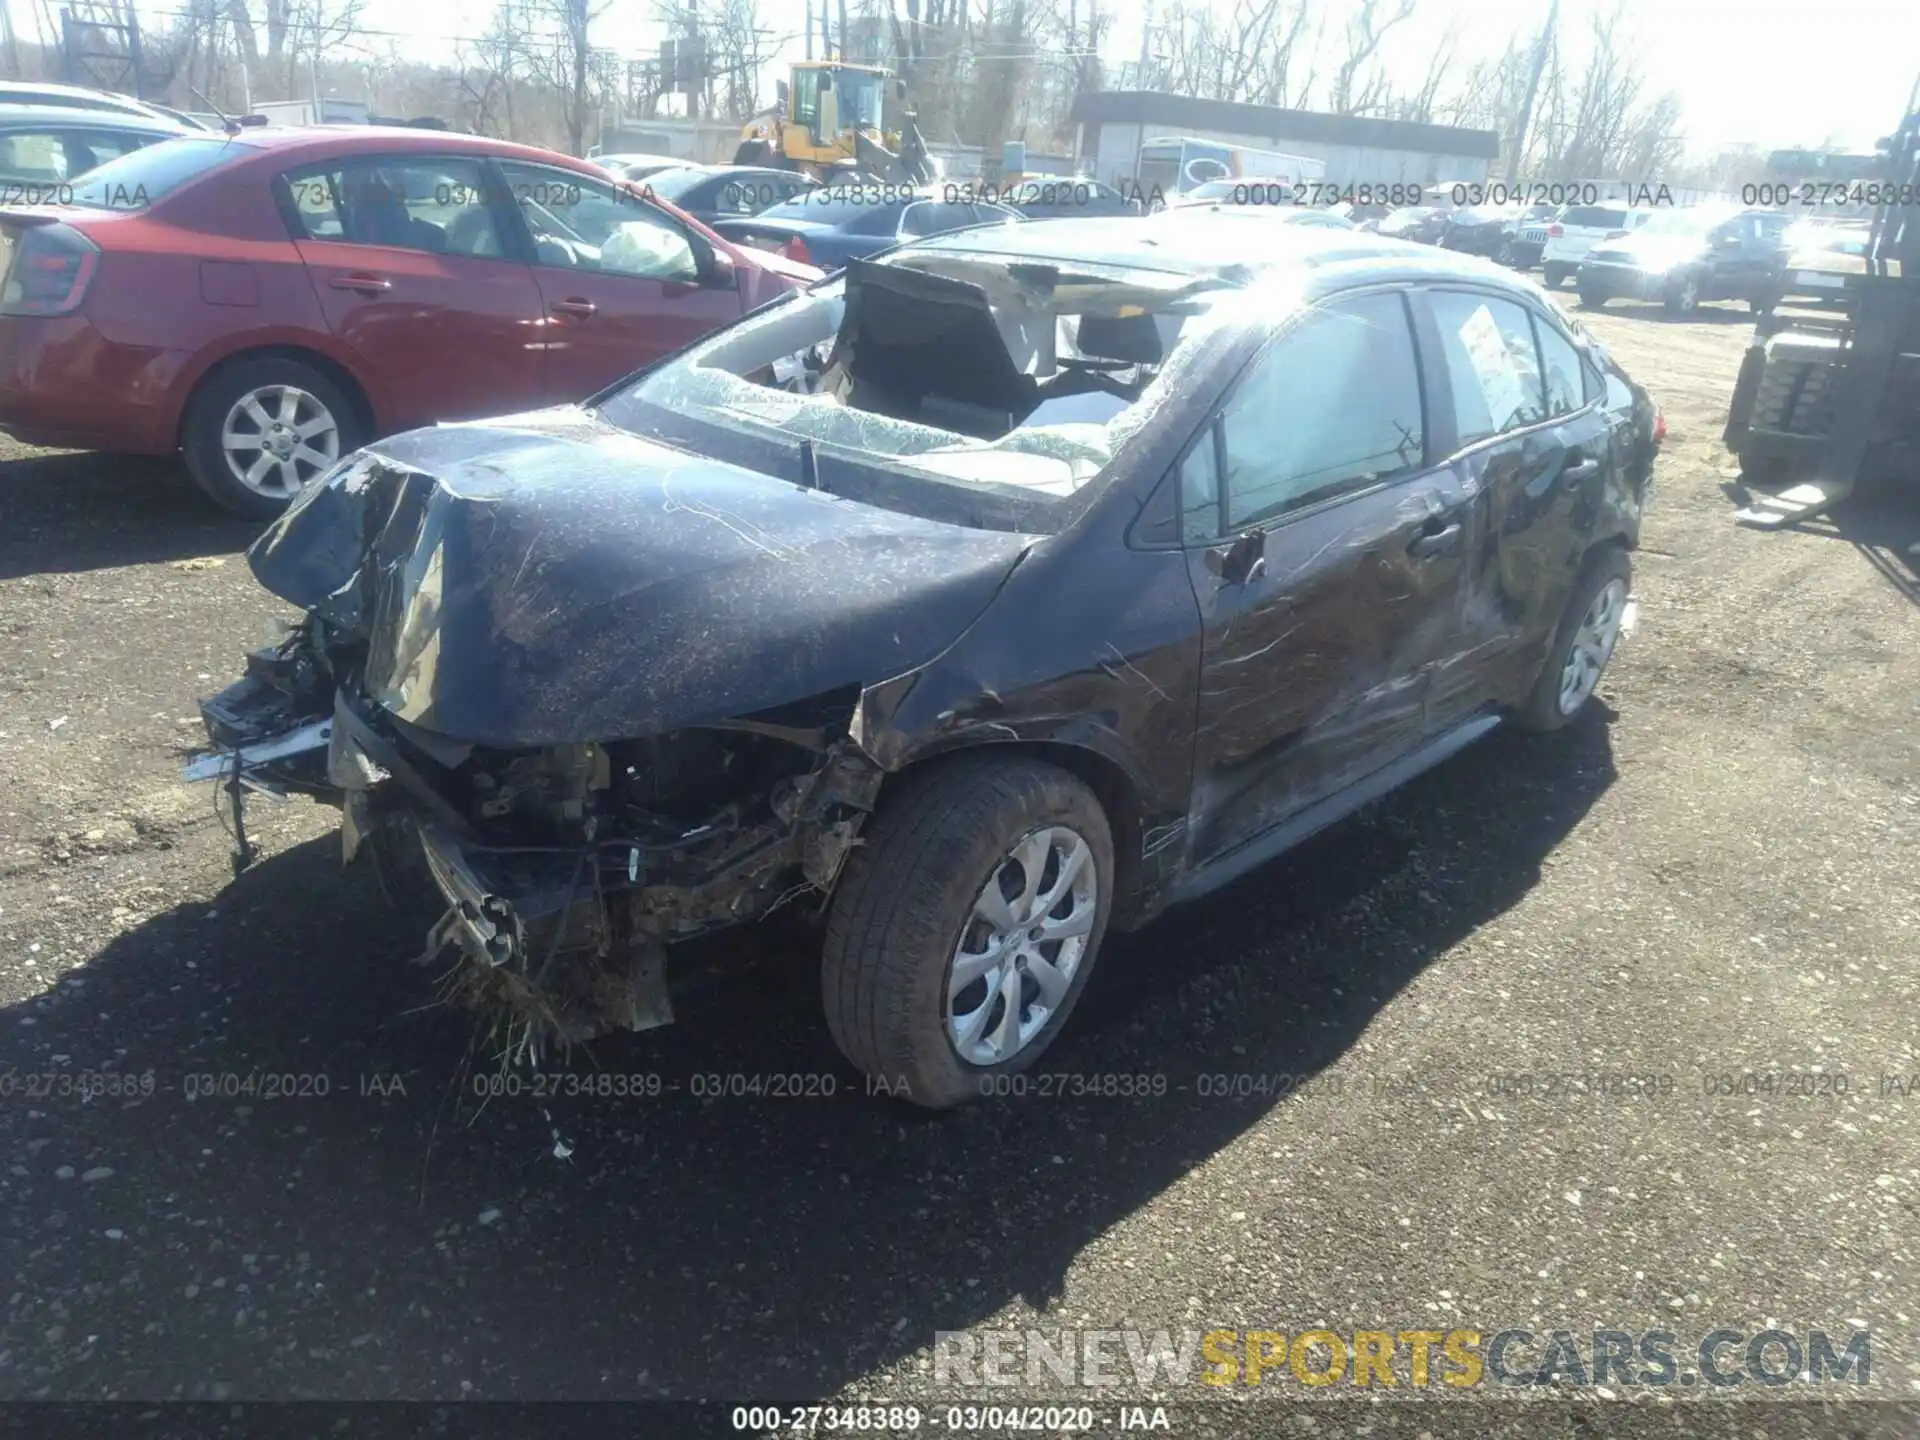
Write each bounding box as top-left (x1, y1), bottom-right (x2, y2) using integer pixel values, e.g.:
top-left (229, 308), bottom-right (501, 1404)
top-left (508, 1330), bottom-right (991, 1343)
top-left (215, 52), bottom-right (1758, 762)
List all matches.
top-left (1131, 135), bottom-right (1325, 204)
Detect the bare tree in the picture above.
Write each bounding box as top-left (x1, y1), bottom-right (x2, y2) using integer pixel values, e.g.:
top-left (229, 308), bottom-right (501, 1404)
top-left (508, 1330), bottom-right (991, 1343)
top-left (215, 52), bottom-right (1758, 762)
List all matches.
top-left (1327, 0), bottom-right (1415, 114)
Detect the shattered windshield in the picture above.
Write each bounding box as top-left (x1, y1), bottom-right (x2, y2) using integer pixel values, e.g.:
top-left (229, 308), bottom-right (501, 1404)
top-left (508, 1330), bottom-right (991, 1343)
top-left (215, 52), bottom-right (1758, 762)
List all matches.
top-left (599, 247), bottom-right (1255, 510)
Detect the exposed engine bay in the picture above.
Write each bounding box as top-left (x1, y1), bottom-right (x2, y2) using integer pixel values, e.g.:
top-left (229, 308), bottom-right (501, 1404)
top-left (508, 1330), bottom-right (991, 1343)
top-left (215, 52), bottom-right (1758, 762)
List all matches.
top-left (192, 618), bottom-right (884, 1061)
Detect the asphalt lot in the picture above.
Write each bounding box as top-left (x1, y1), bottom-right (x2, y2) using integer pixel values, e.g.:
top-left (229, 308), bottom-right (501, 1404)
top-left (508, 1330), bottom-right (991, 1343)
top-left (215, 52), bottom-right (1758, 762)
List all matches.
top-left (1, 301), bottom-right (1918, 1432)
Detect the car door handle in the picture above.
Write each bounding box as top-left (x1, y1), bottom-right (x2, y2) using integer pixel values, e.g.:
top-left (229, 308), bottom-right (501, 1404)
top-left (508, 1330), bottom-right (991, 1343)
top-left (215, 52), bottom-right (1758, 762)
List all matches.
top-left (1562, 458), bottom-right (1601, 483)
top-left (329, 273), bottom-right (391, 295)
top-left (550, 298), bottom-right (597, 318)
top-left (1407, 521), bottom-right (1462, 559)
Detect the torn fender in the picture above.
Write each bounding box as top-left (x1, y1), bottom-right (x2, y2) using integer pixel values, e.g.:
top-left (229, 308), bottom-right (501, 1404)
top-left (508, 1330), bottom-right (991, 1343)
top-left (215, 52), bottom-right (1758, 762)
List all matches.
top-left (247, 409), bottom-right (1036, 749)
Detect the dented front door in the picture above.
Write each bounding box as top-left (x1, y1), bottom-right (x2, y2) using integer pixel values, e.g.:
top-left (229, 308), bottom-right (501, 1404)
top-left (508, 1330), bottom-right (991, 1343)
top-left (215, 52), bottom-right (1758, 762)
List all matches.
top-left (1179, 290), bottom-right (1472, 867)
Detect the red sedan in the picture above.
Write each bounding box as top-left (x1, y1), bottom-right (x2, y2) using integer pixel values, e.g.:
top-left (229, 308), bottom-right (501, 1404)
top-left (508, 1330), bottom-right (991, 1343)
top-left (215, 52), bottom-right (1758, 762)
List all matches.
top-left (0, 126), bottom-right (820, 515)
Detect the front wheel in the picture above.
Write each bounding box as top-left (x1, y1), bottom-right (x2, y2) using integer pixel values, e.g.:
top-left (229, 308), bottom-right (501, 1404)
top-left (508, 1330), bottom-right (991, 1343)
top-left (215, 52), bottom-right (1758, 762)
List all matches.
top-left (1514, 548), bottom-right (1632, 732)
top-left (183, 357), bottom-right (364, 519)
top-left (1543, 265), bottom-right (1568, 289)
top-left (1578, 288), bottom-right (1606, 309)
top-left (822, 755), bottom-right (1115, 1109)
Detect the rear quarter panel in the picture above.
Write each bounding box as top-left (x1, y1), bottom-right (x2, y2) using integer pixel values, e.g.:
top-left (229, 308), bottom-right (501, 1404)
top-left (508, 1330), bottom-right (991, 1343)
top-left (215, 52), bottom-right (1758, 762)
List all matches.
top-left (67, 155), bottom-right (389, 434)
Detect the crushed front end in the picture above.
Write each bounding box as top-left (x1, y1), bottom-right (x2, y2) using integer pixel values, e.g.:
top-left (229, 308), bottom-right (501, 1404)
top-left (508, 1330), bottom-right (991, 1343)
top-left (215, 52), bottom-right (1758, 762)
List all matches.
top-left (191, 619), bottom-right (882, 1056)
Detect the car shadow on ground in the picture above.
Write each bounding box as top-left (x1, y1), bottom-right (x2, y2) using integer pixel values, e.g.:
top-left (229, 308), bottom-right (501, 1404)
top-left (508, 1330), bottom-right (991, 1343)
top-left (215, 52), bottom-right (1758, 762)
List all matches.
top-left (0, 451), bottom-right (257, 580)
top-left (1, 716), bottom-right (1617, 1401)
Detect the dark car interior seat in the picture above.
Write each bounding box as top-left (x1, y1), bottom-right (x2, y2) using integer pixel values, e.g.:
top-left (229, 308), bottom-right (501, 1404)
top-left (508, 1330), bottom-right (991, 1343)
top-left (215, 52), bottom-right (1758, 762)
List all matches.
top-left (344, 178), bottom-right (447, 253)
top-left (824, 260), bottom-right (1039, 437)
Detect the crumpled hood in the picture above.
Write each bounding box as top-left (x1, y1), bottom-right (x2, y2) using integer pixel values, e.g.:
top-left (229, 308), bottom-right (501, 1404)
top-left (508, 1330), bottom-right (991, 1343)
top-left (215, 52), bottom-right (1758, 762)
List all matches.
top-left (248, 410), bottom-right (1033, 747)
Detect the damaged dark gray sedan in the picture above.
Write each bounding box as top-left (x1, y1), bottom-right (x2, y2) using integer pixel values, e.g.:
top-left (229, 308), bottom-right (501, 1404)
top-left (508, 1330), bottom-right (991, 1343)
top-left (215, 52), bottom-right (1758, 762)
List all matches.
top-left (187, 218), bottom-right (1659, 1109)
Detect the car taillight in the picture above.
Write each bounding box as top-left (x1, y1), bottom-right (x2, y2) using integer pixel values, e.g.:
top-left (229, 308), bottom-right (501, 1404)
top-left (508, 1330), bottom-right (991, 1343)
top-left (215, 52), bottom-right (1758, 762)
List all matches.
top-left (783, 235), bottom-right (811, 265)
top-left (1653, 409), bottom-right (1667, 446)
top-left (1546, 223), bottom-right (1564, 237)
top-left (0, 222), bottom-right (100, 317)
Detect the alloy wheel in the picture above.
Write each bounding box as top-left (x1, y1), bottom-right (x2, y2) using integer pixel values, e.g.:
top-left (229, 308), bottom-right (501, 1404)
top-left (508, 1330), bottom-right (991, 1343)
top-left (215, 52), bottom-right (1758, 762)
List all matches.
top-left (1558, 577), bottom-right (1628, 716)
top-left (220, 385), bottom-right (341, 499)
top-left (946, 825), bottom-right (1100, 1066)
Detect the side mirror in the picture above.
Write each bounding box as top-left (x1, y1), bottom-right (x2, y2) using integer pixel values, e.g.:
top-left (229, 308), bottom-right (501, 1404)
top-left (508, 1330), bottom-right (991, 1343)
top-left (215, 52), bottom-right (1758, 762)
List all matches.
top-left (1204, 527), bottom-right (1266, 585)
top-left (705, 247), bottom-right (737, 288)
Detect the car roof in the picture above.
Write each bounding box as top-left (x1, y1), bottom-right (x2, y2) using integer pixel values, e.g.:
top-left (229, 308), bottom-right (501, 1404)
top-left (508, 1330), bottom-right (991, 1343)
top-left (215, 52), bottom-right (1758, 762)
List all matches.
top-left (0, 104), bottom-right (186, 131)
top-left (912, 211), bottom-right (1409, 273)
top-left (184, 125), bottom-right (607, 170)
top-left (909, 213), bottom-right (1566, 307)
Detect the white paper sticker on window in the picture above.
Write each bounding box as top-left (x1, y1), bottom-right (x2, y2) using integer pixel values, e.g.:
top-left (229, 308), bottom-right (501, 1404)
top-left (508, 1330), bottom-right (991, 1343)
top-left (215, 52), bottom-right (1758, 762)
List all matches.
top-left (1456, 303), bottom-right (1529, 431)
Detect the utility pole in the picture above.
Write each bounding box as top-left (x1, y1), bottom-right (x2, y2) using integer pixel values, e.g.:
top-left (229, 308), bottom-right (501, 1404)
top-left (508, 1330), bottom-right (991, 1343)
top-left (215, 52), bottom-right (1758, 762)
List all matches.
top-left (1134, 0), bottom-right (1152, 88)
top-left (1507, 0), bottom-right (1557, 185)
top-left (0, 4), bottom-right (19, 80)
top-left (837, 0), bottom-right (848, 62)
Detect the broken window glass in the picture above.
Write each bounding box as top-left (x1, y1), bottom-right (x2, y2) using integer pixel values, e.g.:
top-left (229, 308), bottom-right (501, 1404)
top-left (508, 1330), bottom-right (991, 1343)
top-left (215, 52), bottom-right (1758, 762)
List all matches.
top-left (609, 248), bottom-right (1256, 503)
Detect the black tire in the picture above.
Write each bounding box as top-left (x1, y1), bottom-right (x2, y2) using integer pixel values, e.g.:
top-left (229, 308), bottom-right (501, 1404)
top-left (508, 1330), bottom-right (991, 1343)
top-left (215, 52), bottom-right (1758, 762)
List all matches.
top-left (1542, 265), bottom-right (1568, 289)
top-left (822, 754), bottom-right (1115, 1110)
top-left (1578, 288), bottom-right (1605, 310)
top-left (1514, 547), bottom-right (1632, 733)
top-left (1663, 271), bottom-right (1701, 318)
top-left (183, 356), bottom-right (365, 520)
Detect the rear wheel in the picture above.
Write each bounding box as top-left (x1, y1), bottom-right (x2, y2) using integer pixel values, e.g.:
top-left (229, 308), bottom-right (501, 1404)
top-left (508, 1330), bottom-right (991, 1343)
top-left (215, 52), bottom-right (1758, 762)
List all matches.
top-left (1543, 264), bottom-right (1569, 289)
top-left (1663, 271), bottom-right (1702, 317)
top-left (1515, 548), bottom-right (1632, 732)
top-left (183, 357), bottom-right (364, 519)
top-left (1578, 287), bottom-right (1606, 309)
top-left (822, 755), bottom-right (1114, 1110)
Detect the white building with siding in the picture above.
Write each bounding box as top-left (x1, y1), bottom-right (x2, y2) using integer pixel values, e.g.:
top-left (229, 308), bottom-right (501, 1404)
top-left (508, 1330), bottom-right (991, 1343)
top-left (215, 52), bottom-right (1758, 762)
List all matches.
top-left (1069, 91), bottom-right (1501, 192)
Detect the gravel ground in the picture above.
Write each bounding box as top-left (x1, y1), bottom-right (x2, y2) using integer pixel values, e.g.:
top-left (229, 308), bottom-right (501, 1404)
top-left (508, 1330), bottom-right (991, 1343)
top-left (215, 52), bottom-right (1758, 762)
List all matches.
top-left (1, 305), bottom-right (1917, 1434)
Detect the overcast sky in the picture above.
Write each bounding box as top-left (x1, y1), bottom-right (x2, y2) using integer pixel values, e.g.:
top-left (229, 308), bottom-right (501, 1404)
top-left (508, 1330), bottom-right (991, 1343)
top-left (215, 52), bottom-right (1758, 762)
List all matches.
top-left (21, 0), bottom-right (1918, 156)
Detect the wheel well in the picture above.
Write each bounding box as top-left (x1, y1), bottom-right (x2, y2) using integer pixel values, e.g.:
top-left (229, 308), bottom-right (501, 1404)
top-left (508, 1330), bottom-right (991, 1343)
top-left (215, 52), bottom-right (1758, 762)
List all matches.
top-left (875, 740), bottom-right (1148, 925)
top-left (179, 346), bottom-right (376, 448)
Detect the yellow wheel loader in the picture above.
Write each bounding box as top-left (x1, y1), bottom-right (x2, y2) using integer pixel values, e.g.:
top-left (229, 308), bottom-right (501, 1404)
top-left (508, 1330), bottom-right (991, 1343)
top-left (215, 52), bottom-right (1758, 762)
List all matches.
top-left (734, 61), bottom-right (932, 184)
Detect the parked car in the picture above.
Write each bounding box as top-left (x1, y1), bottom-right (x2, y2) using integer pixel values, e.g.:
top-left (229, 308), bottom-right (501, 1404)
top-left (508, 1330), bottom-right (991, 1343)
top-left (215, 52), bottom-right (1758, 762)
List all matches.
top-left (1536, 204), bottom-right (1655, 288)
top-left (710, 185), bottom-right (1022, 269)
top-left (1439, 202), bottom-right (1526, 259)
top-left (630, 163), bottom-right (819, 225)
top-left (999, 175), bottom-right (1141, 219)
top-left (0, 80), bottom-right (208, 130)
top-left (0, 127), bottom-right (818, 517)
top-left (1759, 219), bottom-right (1873, 313)
top-left (0, 104), bottom-right (189, 195)
top-left (1375, 204), bottom-right (1449, 243)
top-left (592, 151), bottom-right (684, 182)
top-left (1576, 206), bottom-right (1792, 316)
top-left (1486, 201), bottom-right (1559, 266)
top-left (1167, 178), bottom-right (1295, 210)
top-left (1327, 199), bottom-right (1391, 230)
top-left (185, 218), bottom-right (1659, 1109)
